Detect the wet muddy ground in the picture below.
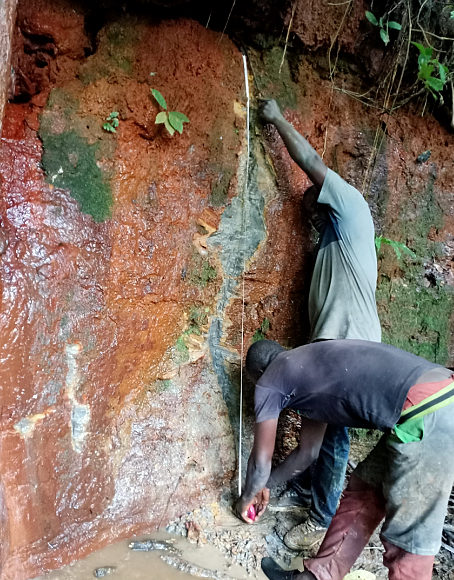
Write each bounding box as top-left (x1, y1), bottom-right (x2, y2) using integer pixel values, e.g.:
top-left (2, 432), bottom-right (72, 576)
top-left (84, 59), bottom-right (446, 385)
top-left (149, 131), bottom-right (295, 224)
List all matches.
top-left (36, 434), bottom-right (454, 580)
top-left (35, 531), bottom-right (267, 580)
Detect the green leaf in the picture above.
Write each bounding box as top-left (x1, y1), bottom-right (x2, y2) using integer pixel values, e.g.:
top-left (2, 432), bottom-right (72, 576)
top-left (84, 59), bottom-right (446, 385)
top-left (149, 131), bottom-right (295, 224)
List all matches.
top-left (168, 112), bottom-right (184, 134)
top-left (418, 62), bottom-right (434, 80)
top-left (103, 122), bottom-right (116, 133)
top-left (155, 111), bottom-right (168, 124)
top-left (426, 76), bottom-right (444, 92)
top-left (380, 29), bottom-right (389, 45)
top-left (170, 111), bottom-right (190, 123)
top-left (387, 21), bottom-right (401, 30)
top-left (149, 72), bottom-right (156, 76)
top-left (420, 48), bottom-right (434, 67)
top-left (379, 16), bottom-right (383, 27)
top-left (438, 63), bottom-right (447, 83)
top-left (151, 89), bottom-right (167, 110)
top-left (411, 41), bottom-right (426, 54)
top-left (389, 241), bottom-right (402, 259)
top-left (451, 10), bottom-right (454, 18)
top-left (401, 245), bottom-right (416, 258)
top-left (412, 42), bottom-right (433, 66)
top-left (110, 112), bottom-right (119, 118)
top-left (378, 237), bottom-right (416, 259)
top-left (164, 117), bottom-right (175, 136)
top-left (112, 118), bottom-right (119, 128)
top-left (365, 11), bottom-right (378, 26)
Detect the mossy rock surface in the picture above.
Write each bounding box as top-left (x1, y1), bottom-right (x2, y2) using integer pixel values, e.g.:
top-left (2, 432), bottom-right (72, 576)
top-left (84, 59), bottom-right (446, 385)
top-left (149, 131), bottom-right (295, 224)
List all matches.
top-left (377, 172), bottom-right (454, 364)
top-left (40, 130), bottom-right (113, 223)
top-left (188, 254), bottom-right (217, 288)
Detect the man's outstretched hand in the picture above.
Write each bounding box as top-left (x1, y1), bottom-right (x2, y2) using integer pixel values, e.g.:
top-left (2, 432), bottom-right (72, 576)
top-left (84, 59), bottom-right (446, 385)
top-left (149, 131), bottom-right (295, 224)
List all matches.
top-left (258, 99), bottom-right (284, 125)
top-left (234, 487), bottom-right (270, 524)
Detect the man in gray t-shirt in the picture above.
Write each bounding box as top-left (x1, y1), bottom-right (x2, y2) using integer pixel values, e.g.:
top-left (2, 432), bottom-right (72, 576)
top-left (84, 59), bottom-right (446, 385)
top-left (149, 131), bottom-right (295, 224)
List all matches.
top-left (308, 169), bottom-right (381, 343)
top-left (254, 99), bottom-right (381, 552)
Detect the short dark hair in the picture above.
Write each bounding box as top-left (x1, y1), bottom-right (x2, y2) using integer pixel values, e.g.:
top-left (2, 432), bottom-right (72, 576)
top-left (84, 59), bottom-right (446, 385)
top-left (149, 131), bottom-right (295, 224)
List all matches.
top-left (246, 339), bottom-right (285, 382)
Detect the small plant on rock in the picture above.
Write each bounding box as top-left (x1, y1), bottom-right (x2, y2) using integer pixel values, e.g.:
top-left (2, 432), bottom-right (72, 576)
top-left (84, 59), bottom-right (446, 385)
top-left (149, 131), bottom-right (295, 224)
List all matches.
top-left (103, 111), bottom-right (119, 133)
top-left (151, 89), bottom-right (190, 136)
top-left (375, 236), bottom-right (416, 260)
top-left (365, 11), bottom-right (401, 45)
top-left (252, 318), bottom-right (270, 343)
top-left (411, 42), bottom-right (449, 99)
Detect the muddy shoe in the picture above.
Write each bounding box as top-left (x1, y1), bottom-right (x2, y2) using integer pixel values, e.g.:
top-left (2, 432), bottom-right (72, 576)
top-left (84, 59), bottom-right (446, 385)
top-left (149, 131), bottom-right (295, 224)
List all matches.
top-left (268, 489), bottom-right (311, 512)
top-left (261, 557), bottom-right (298, 580)
top-left (284, 518), bottom-right (327, 553)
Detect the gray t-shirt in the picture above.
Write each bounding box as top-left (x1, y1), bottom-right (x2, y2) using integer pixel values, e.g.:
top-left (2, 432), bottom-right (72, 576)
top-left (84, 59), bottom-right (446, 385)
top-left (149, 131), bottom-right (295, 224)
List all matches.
top-left (308, 169), bottom-right (381, 342)
top-left (254, 340), bottom-right (440, 430)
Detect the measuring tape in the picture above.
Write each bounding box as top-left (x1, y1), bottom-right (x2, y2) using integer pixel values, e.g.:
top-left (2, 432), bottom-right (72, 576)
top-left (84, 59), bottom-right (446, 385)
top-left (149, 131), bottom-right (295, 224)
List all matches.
top-left (238, 53), bottom-right (250, 497)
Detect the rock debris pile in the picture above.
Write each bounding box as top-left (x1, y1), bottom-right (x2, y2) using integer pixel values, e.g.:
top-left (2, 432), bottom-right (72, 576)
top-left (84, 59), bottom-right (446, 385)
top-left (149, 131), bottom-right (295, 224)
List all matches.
top-left (166, 503), bottom-right (307, 575)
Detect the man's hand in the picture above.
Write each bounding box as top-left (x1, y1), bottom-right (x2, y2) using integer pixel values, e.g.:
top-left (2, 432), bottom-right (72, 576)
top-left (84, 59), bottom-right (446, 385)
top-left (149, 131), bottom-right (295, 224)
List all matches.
top-left (258, 99), bottom-right (284, 125)
top-left (234, 487), bottom-right (270, 524)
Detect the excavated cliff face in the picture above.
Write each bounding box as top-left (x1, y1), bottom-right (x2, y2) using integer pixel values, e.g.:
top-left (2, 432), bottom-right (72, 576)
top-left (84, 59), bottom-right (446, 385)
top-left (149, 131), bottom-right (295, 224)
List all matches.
top-left (0, 0), bottom-right (453, 578)
top-left (0, 0), bottom-right (16, 136)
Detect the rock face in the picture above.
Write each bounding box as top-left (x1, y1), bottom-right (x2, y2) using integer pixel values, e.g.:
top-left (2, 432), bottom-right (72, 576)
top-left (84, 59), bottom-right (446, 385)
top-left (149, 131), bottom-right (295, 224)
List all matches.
top-left (0, 0), bottom-right (16, 136)
top-left (0, 1), bottom-right (453, 579)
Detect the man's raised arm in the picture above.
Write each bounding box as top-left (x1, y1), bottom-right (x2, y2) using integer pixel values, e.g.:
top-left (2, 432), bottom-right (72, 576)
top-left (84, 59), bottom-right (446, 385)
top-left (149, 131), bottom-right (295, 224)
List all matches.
top-left (259, 99), bottom-right (327, 191)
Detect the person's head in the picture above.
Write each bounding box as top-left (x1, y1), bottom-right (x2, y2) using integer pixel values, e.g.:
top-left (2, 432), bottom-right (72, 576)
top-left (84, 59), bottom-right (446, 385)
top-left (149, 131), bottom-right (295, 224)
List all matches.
top-left (302, 185), bottom-right (328, 232)
top-left (246, 339), bottom-right (285, 383)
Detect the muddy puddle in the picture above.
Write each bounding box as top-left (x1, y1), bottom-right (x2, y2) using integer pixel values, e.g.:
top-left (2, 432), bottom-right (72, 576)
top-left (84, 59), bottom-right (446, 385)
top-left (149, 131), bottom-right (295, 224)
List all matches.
top-left (34, 532), bottom-right (269, 580)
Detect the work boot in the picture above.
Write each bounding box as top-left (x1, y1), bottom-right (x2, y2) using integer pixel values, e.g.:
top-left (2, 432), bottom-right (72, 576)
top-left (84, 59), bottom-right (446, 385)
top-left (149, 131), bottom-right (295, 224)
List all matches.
top-left (268, 489), bottom-right (311, 512)
top-left (261, 558), bottom-right (298, 580)
top-left (261, 558), bottom-right (316, 580)
top-left (284, 517), bottom-right (327, 553)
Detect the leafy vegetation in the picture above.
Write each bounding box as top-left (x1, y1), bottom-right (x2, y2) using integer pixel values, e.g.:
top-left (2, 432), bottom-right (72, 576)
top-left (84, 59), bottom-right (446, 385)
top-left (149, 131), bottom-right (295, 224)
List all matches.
top-left (411, 42), bottom-right (449, 99)
top-left (103, 111), bottom-right (119, 133)
top-left (353, 3), bottom-right (453, 124)
top-left (174, 335), bottom-right (190, 364)
top-left (188, 255), bottom-right (217, 287)
top-left (188, 306), bottom-right (209, 333)
top-left (375, 236), bottom-right (416, 260)
top-left (151, 89), bottom-right (190, 136)
top-left (252, 318), bottom-right (270, 343)
top-left (365, 11), bottom-right (401, 45)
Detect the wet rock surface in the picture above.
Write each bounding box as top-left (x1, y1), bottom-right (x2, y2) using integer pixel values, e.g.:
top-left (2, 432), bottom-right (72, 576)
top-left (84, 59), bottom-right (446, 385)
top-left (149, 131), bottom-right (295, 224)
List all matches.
top-left (0, 0), bottom-right (16, 136)
top-left (93, 566), bottom-right (117, 578)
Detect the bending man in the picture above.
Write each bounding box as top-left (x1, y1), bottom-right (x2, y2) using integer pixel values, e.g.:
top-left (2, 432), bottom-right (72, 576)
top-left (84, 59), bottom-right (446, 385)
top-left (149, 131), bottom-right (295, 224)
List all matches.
top-left (236, 338), bottom-right (454, 580)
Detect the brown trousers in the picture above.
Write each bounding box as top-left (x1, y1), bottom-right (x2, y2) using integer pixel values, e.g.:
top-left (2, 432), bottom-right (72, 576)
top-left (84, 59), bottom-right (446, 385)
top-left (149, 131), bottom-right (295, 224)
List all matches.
top-left (304, 475), bottom-right (435, 580)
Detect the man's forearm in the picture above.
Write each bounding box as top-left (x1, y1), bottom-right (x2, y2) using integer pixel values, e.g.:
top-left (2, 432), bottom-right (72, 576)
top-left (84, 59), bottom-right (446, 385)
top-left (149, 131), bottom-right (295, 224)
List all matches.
top-left (266, 445), bottom-right (316, 489)
top-left (241, 455), bottom-right (271, 504)
top-left (272, 116), bottom-right (326, 190)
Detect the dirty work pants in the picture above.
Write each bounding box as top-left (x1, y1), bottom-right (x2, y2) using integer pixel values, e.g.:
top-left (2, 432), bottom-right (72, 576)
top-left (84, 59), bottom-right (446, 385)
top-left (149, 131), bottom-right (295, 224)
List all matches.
top-left (291, 425), bottom-right (349, 528)
top-left (304, 403), bottom-right (454, 580)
